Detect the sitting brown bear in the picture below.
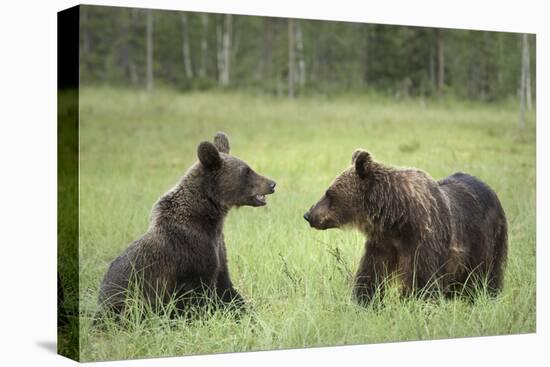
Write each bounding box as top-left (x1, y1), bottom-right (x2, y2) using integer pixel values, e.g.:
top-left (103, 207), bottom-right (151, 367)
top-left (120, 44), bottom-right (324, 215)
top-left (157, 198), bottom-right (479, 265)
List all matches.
top-left (97, 132), bottom-right (276, 317)
top-left (304, 150), bottom-right (507, 304)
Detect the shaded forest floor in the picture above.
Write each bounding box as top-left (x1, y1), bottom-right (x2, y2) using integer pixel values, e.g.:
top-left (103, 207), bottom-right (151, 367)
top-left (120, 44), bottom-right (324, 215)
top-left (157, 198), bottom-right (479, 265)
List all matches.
top-left (74, 87), bottom-right (535, 361)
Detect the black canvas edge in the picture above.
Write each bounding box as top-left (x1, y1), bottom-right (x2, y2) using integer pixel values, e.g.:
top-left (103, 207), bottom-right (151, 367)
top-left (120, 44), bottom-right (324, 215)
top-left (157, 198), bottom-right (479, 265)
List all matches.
top-left (57, 4), bottom-right (80, 362)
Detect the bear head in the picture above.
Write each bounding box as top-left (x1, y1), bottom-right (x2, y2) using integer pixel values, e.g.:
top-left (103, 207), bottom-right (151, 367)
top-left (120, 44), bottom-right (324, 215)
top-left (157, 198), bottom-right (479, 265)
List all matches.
top-left (303, 149), bottom-right (373, 230)
top-left (197, 132), bottom-right (276, 208)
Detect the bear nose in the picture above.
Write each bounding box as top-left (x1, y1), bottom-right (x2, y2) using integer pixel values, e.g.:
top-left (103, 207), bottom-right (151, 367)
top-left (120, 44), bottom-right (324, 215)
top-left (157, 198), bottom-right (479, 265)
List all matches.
top-left (269, 181), bottom-right (276, 193)
top-left (303, 212), bottom-right (310, 223)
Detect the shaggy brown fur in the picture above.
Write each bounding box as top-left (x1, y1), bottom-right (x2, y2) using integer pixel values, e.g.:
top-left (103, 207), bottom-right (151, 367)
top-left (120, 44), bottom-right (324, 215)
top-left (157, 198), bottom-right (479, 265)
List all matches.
top-left (97, 132), bottom-right (276, 316)
top-left (304, 150), bottom-right (507, 305)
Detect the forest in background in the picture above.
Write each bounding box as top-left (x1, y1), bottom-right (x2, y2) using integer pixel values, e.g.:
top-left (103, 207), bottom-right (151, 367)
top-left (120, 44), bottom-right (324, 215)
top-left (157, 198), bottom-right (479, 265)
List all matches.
top-left (79, 5), bottom-right (535, 106)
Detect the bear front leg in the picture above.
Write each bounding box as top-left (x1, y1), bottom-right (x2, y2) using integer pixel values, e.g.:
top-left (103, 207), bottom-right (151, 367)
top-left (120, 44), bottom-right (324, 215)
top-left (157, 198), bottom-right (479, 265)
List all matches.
top-left (215, 242), bottom-right (245, 310)
top-left (216, 269), bottom-right (245, 307)
top-left (353, 239), bottom-right (396, 306)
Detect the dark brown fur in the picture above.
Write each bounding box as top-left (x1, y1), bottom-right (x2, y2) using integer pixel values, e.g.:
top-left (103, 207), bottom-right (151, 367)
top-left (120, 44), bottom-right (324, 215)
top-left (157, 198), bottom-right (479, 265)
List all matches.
top-left (97, 132), bottom-right (276, 317)
top-left (304, 150), bottom-right (507, 305)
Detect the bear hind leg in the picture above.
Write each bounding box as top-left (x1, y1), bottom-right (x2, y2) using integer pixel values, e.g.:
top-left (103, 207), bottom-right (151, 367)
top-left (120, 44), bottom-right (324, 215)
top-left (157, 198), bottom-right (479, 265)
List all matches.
top-left (487, 223), bottom-right (508, 297)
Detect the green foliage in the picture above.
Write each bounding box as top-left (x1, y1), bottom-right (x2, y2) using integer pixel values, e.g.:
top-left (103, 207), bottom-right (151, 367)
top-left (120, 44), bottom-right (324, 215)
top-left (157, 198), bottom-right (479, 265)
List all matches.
top-left (77, 87), bottom-right (535, 361)
top-left (79, 6), bottom-right (535, 101)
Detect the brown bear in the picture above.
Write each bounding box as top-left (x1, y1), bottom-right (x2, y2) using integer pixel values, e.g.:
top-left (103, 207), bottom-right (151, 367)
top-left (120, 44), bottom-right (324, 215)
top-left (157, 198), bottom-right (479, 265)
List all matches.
top-left (304, 150), bottom-right (507, 305)
top-left (97, 132), bottom-right (276, 317)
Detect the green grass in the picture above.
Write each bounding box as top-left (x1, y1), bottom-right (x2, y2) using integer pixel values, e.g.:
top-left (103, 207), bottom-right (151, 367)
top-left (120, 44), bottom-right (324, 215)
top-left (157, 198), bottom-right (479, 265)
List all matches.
top-left (76, 87), bottom-right (535, 361)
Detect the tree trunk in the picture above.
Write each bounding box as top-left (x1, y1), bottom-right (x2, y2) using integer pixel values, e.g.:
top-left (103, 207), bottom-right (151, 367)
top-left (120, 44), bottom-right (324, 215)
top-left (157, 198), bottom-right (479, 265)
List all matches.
top-left (480, 31), bottom-right (491, 101)
top-left (523, 34), bottom-right (532, 111)
top-left (429, 43), bottom-right (435, 93)
top-left (119, 9), bottom-right (137, 85)
top-left (260, 17), bottom-right (274, 81)
top-left (519, 33), bottom-right (528, 129)
top-left (295, 20), bottom-right (306, 89)
top-left (437, 29), bottom-right (445, 96)
top-left (497, 32), bottom-right (503, 91)
top-left (218, 14), bottom-right (232, 86)
top-left (146, 9), bottom-right (154, 92)
top-left (200, 13), bottom-right (209, 78)
top-left (129, 8), bottom-right (141, 86)
top-left (216, 18), bottom-right (223, 82)
top-left (362, 24), bottom-right (369, 85)
top-left (288, 18), bottom-right (295, 99)
top-left (181, 13), bottom-right (193, 79)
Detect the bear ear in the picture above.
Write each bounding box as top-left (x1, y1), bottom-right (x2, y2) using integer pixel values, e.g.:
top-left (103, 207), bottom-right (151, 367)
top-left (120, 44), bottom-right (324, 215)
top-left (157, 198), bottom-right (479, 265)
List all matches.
top-left (198, 141), bottom-right (222, 170)
top-left (352, 149), bottom-right (372, 178)
top-left (213, 132), bottom-right (230, 154)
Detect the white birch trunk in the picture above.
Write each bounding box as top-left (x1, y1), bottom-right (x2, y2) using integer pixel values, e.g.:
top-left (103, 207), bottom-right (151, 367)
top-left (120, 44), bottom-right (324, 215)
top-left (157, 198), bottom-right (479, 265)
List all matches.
top-left (437, 29), bottom-right (445, 96)
top-left (200, 13), bottom-right (209, 78)
top-left (519, 34), bottom-right (527, 129)
top-left (295, 20), bottom-right (306, 88)
top-left (146, 9), bottom-right (154, 92)
top-left (288, 19), bottom-right (295, 98)
top-left (181, 13), bottom-right (193, 79)
top-left (216, 19), bottom-right (223, 83)
top-left (220, 14), bottom-right (232, 87)
top-left (523, 34), bottom-right (532, 111)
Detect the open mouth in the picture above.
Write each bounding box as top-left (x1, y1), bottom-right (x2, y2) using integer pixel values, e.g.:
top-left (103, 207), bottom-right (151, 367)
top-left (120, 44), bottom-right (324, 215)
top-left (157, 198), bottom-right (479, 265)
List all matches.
top-left (252, 194), bottom-right (267, 206)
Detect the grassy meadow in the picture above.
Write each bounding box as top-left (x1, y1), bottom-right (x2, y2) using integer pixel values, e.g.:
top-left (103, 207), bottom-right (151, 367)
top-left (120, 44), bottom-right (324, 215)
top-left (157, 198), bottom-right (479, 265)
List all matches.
top-left (76, 87), bottom-right (535, 361)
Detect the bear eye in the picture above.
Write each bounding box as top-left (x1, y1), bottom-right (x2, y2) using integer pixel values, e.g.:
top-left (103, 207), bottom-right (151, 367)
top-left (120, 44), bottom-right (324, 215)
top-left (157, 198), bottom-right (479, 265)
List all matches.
top-left (325, 190), bottom-right (334, 199)
top-left (241, 166), bottom-right (251, 177)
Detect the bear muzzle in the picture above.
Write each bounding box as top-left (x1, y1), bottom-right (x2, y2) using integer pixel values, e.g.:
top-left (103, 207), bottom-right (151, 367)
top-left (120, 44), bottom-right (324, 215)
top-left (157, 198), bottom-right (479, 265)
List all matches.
top-left (303, 206), bottom-right (337, 230)
top-left (267, 180), bottom-right (276, 194)
top-left (250, 179), bottom-right (276, 206)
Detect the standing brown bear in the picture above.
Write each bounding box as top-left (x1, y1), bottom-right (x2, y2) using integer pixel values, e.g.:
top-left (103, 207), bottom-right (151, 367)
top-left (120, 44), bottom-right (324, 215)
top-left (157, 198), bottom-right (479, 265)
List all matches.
top-left (304, 150), bottom-right (507, 305)
top-left (97, 132), bottom-right (276, 317)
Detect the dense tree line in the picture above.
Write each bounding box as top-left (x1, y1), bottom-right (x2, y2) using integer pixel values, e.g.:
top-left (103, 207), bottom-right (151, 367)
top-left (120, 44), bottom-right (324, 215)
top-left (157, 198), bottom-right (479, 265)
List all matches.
top-left (79, 5), bottom-right (535, 102)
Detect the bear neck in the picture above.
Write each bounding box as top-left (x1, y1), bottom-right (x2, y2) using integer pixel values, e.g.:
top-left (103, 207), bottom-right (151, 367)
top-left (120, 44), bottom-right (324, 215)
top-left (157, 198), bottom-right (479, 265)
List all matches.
top-left (364, 167), bottom-right (436, 237)
top-left (152, 171), bottom-right (229, 234)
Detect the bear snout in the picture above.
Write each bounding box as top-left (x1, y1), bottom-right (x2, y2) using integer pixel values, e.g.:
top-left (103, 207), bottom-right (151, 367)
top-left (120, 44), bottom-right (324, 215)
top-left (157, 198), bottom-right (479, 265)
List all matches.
top-left (268, 180), bottom-right (277, 194)
top-left (303, 211), bottom-right (311, 224)
top-left (303, 210), bottom-right (319, 228)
